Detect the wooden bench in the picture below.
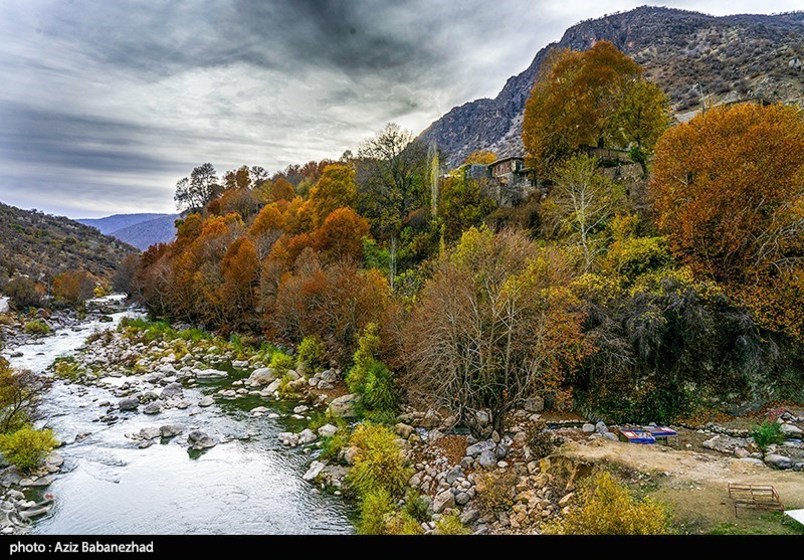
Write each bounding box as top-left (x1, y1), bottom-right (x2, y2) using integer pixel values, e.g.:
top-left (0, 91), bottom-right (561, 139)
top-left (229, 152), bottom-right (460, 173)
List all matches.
top-left (728, 483), bottom-right (784, 515)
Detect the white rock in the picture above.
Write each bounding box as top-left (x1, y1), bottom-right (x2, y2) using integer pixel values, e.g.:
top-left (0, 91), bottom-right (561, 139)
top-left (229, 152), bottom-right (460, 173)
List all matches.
top-left (303, 461), bottom-right (326, 481)
top-left (317, 424), bottom-right (339, 438)
top-left (195, 368), bottom-right (228, 380)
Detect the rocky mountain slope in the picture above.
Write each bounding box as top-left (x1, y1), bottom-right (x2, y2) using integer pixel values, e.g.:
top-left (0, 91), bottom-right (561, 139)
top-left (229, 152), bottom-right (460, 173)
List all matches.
top-left (79, 213), bottom-right (179, 250)
top-left (0, 202), bottom-right (136, 283)
top-left (421, 6), bottom-right (804, 168)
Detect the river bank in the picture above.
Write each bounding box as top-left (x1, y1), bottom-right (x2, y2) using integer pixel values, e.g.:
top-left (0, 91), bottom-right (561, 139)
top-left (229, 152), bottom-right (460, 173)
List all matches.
top-left (1, 303), bottom-right (802, 535)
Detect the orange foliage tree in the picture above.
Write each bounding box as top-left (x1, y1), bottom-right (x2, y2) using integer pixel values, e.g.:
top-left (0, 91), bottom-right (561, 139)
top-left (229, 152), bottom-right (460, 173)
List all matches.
top-left (218, 237), bottom-right (260, 330)
top-left (523, 40), bottom-right (669, 176)
top-left (311, 207), bottom-right (370, 263)
top-left (268, 252), bottom-right (391, 363)
top-left (463, 150), bottom-right (497, 165)
top-left (650, 102), bottom-right (804, 339)
top-left (52, 270), bottom-right (96, 305)
top-left (266, 178), bottom-right (296, 203)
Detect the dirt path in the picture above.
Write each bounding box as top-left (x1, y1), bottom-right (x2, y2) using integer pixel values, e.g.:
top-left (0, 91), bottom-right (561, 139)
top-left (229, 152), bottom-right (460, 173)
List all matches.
top-left (557, 440), bottom-right (804, 533)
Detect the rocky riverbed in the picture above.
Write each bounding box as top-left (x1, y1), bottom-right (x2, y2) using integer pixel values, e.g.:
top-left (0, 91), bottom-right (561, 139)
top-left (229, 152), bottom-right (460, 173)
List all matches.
top-left (0, 301), bottom-right (351, 535)
top-left (1, 299), bottom-right (801, 535)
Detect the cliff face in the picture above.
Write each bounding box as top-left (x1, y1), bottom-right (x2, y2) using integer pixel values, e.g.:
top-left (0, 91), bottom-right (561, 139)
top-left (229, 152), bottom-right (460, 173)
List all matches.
top-left (421, 7), bottom-right (804, 168)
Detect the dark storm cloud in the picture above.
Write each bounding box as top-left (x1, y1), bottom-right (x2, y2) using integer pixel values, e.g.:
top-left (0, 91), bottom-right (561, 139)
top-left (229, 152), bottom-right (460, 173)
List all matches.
top-left (0, 0), bottom-right (799, 217)
top-left (0, 102), bottom-right (175, 173)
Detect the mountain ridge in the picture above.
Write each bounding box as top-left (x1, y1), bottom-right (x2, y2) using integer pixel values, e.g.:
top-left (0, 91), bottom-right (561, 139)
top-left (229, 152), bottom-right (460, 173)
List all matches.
top-left (78, 213), bottom-right (179, 250)
top-left (421, 6), bottom-right (804, 167)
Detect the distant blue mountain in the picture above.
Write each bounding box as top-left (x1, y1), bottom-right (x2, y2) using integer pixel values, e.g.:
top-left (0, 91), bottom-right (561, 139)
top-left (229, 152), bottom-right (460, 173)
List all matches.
top-left (78, 213), bottom-right (172, 235)
top-left (78, 213), bottom-right (179, 250)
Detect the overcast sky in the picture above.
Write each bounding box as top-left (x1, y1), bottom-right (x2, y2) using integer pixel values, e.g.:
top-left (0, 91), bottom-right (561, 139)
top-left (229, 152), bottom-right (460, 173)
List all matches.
top-left (0, 1), bottom-right (799, 218)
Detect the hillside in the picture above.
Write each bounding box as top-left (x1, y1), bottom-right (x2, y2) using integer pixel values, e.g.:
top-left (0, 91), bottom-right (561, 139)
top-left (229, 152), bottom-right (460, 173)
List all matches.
top-left (0, 202), bottom-right (136, 283)
top-left (421, 6), bottom-right (804, 167)
top-left (79, 213), bottom-right (179, 250)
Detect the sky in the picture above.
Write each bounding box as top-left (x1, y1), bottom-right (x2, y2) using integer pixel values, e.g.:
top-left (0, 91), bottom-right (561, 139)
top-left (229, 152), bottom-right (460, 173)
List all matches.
top-left (0, 1), bottom-right (800, 218)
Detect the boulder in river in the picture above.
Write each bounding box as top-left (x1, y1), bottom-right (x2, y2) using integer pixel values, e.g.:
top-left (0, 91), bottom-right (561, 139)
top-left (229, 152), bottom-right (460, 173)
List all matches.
top-left (278, 432), bottom-right (299, 447)
top-left (160, 382), bottom-right (183, 400)
top-left (298, 429), bottom-right (317, 444)
top-left (160, 425), bottom-right (183, 438)
top-left (187, 430), bottom-right (217, 450)
top-left (247, 368), bottom-right (276, 386)
top-left (198, 396), bottom-right (214, 407)
top-left (138, 427), bottom-right (162, 440)
top-left (118, 397), bottom-right (139, 412)
top-left (303, 461), bottom-right (326, 482)
top-left (195, 368), bottom-right (228, 380)
top-left (143, 401), bottom-right (164, 415)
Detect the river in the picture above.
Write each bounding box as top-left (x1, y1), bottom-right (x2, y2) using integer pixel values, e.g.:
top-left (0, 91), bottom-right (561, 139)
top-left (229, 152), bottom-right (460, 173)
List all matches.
top-left (2, 305), bottom-right (352, 535)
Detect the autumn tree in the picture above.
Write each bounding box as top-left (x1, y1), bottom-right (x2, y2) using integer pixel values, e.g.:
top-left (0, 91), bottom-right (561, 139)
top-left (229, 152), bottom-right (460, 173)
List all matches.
top-left (174, 163), bottom-right (221, 212)
top-left (608, 79), bottom-right (671, 171)
top-left (402, 228), bottom-right (588, 432)
top-left (218, 237), bottom-right (260, 329)
top-left (311, 207), bottom-right (370, 263)
top-left (463, 150), bottom-right (498, 166)
top-left (113, 254), bottom-right (140, 294)
top-left (0, 358), bottom-right (47, 433)
top-left (268, 253), bottom-right (391, 364)
top-left (5, 277), bottom-right (43, 309)
top-left (223, 165), bottom-right (253, 190)
top-left (523, 41), bottom-right (669, 176)
top-left (52, 270), bottom-right (96, 305)
top-left (249, 202), bottom-right (288, 258)
top-left (439, 173), bottom-right (496, 242)
top-left (265, 178), bottom-right (296, 203)
top-left (651, 102), bottom-right (804, 339)
top-left (542, 154), bottom-right (625, 271)
top-left (213, 186), bottom-right (259, 219)
top-left (357, 123), bottom-right (428, 287)
top-left (308, 164), bottom-right (358, 226)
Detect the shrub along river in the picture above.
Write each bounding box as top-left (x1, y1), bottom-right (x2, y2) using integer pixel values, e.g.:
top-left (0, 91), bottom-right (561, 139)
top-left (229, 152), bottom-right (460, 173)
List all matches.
top-left (4, 305), bottom-right (352, 534)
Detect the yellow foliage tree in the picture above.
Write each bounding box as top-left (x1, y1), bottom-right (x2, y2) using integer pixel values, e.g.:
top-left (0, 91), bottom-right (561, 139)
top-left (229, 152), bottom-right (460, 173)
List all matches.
top-left (523, 40), bottom-right (669, 176)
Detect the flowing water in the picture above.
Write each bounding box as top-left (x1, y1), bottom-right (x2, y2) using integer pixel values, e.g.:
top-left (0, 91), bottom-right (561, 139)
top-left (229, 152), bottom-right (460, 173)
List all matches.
top-left (2, 307), bottom-right (352, 535)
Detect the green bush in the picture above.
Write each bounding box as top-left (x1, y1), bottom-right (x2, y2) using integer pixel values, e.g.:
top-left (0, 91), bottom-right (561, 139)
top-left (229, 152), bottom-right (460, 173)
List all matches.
top-left (357, 486), bottom-right (395, 535)
top-left (385, 510), bottom-right (424, 535)
top-left (297, 336), bottom-right (325, 372)
top-left (347, 423), bottom-right (411, 499)
top-left (345, 323), bottom-right (381, 393)
top-left (0, 427), bottom-right (57, 473)
top-left (53, 357), bottom-right (83, 380)
top-left (404, 490), bottom-right (431, 523)
top-left (24, 319), bottom-right (50, 335)
top-left (362, 360), bottom-right (397, 412)
top-left (269, 351), bottom-right (295, 376)
top-left (346, 324), bottom-right (398, 419)
top-left (434, 514), bottom-right (471, 535)
top-left (751, 420), bottom-right (785, 451)
top-left (318, 432), bottom-right (348, 463)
